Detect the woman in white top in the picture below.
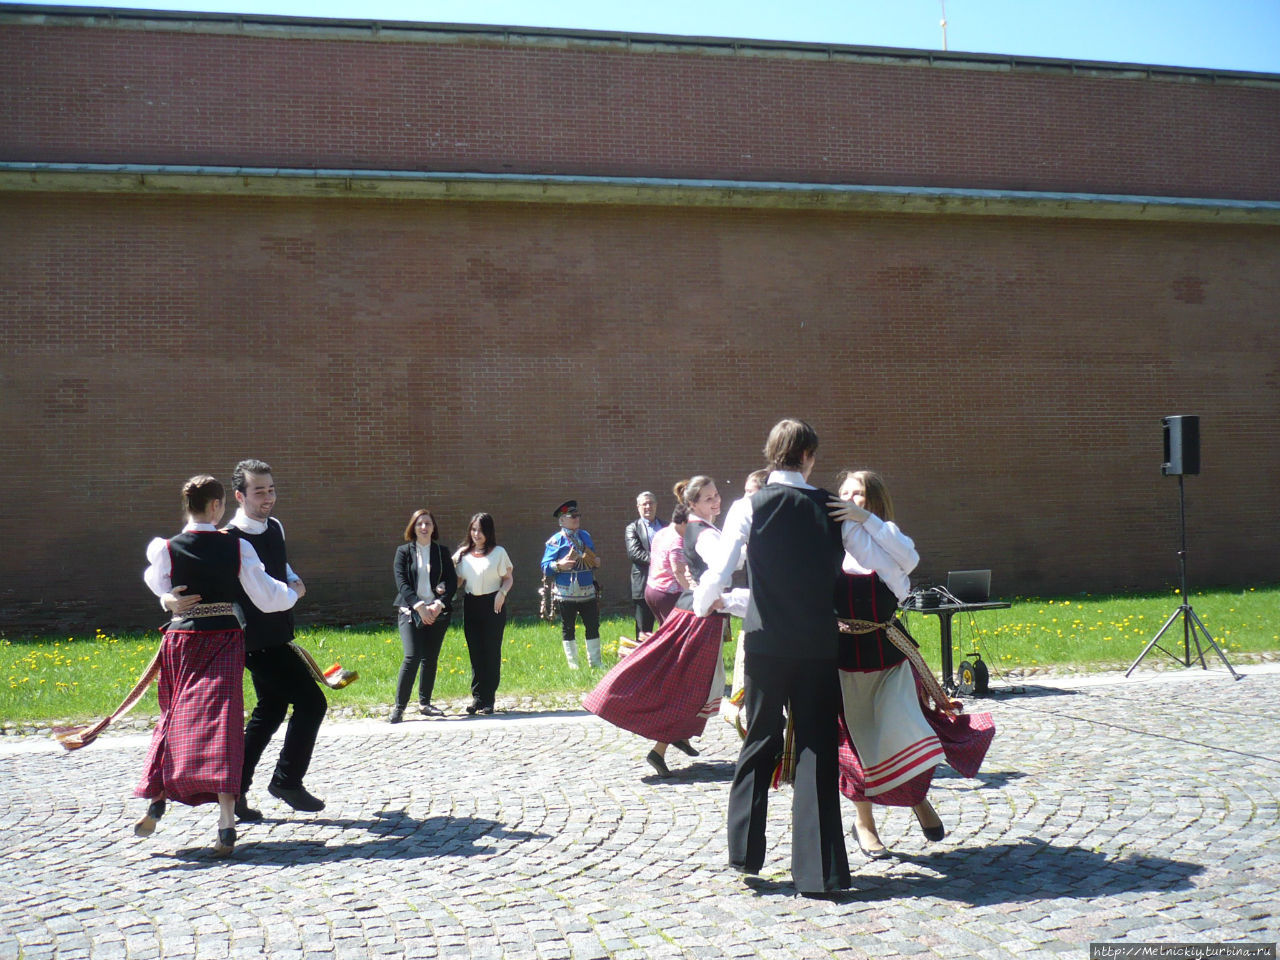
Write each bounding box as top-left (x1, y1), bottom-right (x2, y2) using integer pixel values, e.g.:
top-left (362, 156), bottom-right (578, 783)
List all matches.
top-left (452, 513), bottom-right (515, 715)
top-left (830, 470), bottom-right (994, 858)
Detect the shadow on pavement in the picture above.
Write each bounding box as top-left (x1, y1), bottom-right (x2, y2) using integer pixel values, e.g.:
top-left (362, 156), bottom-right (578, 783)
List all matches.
top-left (153, 809), bottom-right (547, 870)
top-left (640, 759), bottom-right (736, 785)
top-left (847, 838), bottom-right (1204, 904)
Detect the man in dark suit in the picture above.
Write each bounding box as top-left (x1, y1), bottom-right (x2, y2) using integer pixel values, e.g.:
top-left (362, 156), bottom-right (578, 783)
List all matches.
top-left (624, 491), bottom-right (663, 637)
top-left (695, 418), bottom-right (872, 897)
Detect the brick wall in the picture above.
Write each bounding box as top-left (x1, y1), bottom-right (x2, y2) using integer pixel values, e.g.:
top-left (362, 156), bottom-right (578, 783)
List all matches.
top-left (2, 12), bottom-right (1279, 630)
top-left (3, 190), bottom-right (1278, 630)
top-left (2, 17), bottom-right (1279, 198)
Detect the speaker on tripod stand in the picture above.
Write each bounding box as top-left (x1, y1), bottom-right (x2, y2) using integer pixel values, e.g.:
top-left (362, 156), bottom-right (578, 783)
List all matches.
top-left (1127, 415), bottom-right (1241, 680)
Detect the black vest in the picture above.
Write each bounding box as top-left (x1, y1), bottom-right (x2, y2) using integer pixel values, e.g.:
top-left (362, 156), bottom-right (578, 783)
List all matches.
top-left (834, 571), bottom-right (908, 671)
top-left (226, 518), bottom-right (295, 651)
top-left (166, 530), bottom-right (243, 632)
top-left (743, 483), bottom-right (843, 660)
top-left (675, 518), bottom-right (718, 612)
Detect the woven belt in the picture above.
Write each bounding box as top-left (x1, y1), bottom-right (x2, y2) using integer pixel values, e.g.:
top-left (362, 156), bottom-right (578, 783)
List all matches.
top-left (181, 602), bottom-right (236, 619)
top-left (836, 616), bottom-right (958, 716)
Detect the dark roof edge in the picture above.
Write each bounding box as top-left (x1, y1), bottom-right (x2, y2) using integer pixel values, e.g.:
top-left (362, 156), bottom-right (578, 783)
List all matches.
top-left (4, 2), bottom-right (1279, 86)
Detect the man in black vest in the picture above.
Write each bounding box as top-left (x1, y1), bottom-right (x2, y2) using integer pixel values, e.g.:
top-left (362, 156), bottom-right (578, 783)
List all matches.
top-left (694, 419), bottom-right (871, 896)
top-left (226, 459), bottom-right (327, 819)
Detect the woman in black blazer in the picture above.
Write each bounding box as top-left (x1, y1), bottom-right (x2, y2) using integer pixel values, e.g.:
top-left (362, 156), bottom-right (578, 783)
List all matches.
top-left (391, 508), bottom-right (458, 722)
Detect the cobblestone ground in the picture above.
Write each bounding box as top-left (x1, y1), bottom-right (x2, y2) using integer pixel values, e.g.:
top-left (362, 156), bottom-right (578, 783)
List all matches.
top-left (1, 665), bottom-right (1277, 960)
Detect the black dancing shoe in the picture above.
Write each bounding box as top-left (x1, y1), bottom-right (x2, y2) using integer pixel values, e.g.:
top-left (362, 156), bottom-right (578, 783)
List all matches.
top-left (419, 703), bottom-right (444, 717)
top-left (912, 800), bottom-right (946, 842)
top-left (389, 706), bottom-right (404, 724)
top-left (268, 782), bottom-right (326, 812)
top-left (671, 739), bottom-right (700, 757)
top-left (853, 821), bottom-right (890, 859)
top-left (234, 796), bottom-right (263, 822)
top-left (645, 750), bottom-right (672, 777)
top-left (477, 705), bottom-right (495, 716)
top-left (211, 826), bottom-right (236, 858)
top-left (133, 798), bottom-right (165, 837)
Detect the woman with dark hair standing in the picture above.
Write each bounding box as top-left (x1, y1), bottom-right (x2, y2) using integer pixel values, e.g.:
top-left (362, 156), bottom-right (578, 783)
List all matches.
top-left (830, 469), bottom-right (994, 857)
top-left (391, 508), bottom-right (458, 723)
top-left (136, 475), bottom-right (299, 857)
top-left (585, 476), bottom-right (747, 777)
top-left (452, 513), bottom-right (514, 715)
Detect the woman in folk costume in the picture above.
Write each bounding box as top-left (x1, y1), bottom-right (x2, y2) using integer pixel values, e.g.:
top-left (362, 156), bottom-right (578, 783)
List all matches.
top-left (829, 470), bottom-right (994, 857)
top-left (584, 476), bottom-right (748, 777)
top-left (135, 475), bottom-right (299, 857)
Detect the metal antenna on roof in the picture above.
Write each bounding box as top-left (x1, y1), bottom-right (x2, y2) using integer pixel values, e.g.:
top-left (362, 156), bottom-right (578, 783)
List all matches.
top-left (940, 0), bottom-right (949, 51)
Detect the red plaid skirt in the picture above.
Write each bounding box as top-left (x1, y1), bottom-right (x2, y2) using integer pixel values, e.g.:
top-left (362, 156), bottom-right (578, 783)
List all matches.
top-left (133, 628), bottom-right (245, 806)
top-left (583, 608), bottom-right (725, 743)
top-left (837, 664), bottom-right (994, 807)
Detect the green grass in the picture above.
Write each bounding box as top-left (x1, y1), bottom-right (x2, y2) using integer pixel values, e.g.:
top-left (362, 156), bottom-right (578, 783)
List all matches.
top-left (3, 584), bottom-right (1277, 724)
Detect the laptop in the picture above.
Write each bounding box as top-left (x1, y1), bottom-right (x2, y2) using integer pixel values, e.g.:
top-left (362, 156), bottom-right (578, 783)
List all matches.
top-left (946, 569), bottom-right (991, 603)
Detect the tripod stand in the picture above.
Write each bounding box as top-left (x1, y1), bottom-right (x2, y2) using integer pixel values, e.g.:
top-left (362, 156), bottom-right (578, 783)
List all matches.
top-left (1127, 474), bottom-right (1240, 679)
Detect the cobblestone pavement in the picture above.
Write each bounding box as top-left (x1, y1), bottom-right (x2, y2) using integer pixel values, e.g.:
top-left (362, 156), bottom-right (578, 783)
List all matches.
top-left (2, 664), bottom-right (1277, 960)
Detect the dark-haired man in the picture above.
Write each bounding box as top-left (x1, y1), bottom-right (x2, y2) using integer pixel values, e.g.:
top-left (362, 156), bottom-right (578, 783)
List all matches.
top-left (226, 459), bottom-right (326, 818)
top-left (695, 418), bottom-right (873, 897)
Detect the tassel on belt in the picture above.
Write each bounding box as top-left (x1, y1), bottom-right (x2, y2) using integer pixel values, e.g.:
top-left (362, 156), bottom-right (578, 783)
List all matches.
top-left (837, 616), bottom-right (958, 716)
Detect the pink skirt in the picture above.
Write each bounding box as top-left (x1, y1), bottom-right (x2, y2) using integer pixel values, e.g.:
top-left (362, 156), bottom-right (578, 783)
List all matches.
top-left (134, 628), bottom-right (245, 806)
top-left (583, 608), bottom-right (725, 743)
top-left (838, 660), bottom-right (994, 807)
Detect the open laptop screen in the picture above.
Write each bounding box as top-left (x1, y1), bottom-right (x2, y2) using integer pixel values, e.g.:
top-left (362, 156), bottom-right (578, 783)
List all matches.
top-left (946, 569), bottom-right (991, 603)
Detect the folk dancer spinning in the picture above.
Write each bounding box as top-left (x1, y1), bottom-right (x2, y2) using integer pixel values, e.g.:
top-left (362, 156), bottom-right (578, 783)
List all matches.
top-left (829, 470), bottom-right (994, 857)
top-left (584, 476), bottom-right (748, 778)
top-left (137, 475), bottom-right (299, 857)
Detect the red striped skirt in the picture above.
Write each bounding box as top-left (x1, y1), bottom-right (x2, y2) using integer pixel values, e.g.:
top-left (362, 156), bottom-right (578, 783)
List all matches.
top-left (133, 628), bottom-right (245, 806)
top-left (583, 608), bottom-right (726, 743)
top-left (837, 659), bottom-right (994, 806)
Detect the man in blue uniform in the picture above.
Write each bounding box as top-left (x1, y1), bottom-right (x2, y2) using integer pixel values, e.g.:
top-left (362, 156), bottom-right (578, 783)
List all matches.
top-left (541, 500), bottom-right (603, 669)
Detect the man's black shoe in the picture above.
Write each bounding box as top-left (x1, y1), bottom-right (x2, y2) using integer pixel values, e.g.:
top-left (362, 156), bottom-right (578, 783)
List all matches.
top-left (268, 783), bottom-right (326, 812)
top-left (234, 797), bottom-right (263, 822)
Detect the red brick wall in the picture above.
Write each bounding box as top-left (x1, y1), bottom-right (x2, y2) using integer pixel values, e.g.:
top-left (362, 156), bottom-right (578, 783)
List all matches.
top-left (2, 14), bottom-right (1279, 630)
top-left (2, 19), bottom-right (1279, 198)
top-left (2, 190), bottom-right (1278, 629)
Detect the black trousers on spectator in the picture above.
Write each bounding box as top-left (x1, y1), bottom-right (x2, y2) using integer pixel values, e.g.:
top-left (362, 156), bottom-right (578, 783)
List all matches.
top-left (396, 611), bottom-right (450, 708)
top-left (633, 597), bottom-right (656, 636)
top-left (242, 644), bottom-right (328, 793)
top-left (559, 597), bottom-right (600, 643)
top-left (727, 651), bottom-right (850, 894)
top-left (464, 592), bottom-right (507, 708)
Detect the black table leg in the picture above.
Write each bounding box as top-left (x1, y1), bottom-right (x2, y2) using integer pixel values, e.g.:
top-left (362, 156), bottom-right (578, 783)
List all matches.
top-left (939, 611), bottom-right (956, 694)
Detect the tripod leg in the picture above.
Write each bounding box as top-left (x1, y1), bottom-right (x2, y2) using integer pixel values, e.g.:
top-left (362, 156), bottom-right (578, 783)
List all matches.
top-left (1126, 606), bottom-right (1184, 677)
top-left (1186, 606), bottom-right (1242, 680)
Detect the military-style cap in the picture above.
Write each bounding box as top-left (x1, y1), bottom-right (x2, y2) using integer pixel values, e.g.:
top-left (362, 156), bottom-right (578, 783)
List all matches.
top-left (552, 499), bottom-right (579, 519)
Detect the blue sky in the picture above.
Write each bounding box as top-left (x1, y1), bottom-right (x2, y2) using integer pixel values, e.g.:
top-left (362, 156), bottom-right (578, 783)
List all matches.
top-left (39, 0), bottom-right (1280, 74)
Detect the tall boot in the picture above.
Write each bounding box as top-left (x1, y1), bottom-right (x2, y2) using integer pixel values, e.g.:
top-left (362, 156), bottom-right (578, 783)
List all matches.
top-left (561, 639), bottom-right (580, 670)
top-left (586, 636), bottom-right (603, 669)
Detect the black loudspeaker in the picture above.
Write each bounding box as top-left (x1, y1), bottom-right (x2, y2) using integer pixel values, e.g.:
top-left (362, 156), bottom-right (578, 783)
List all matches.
top-left (1162, 415), bottom-right (1200, 476)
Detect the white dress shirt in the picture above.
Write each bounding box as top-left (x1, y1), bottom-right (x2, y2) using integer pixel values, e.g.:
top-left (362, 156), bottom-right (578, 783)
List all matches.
top-left (143, 521), bottom-right (299, 613)
top-left (226, 507), bottom-right (300, 583)
top-left (693, 469), bottom-right (905, 616)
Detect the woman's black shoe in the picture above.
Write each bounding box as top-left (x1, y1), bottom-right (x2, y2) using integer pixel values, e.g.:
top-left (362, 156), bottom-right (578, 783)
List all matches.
top-left (134, 798), bottom-right (165, 837)
top-left (211, 826), bottom-right (236, 858)
top-left (672, 739), bottom-right (700, 757)
top-left (646, 750), bottom-right (672, 777)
